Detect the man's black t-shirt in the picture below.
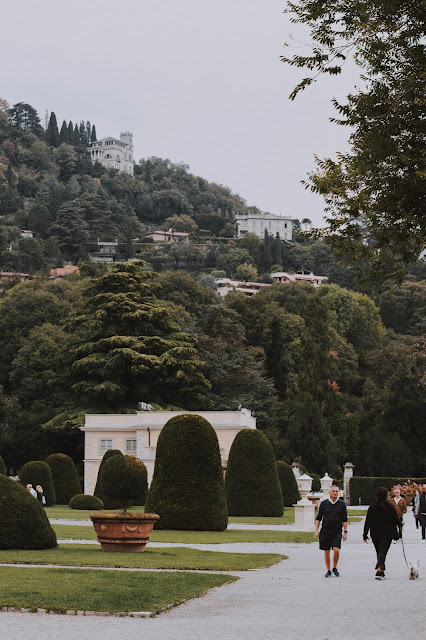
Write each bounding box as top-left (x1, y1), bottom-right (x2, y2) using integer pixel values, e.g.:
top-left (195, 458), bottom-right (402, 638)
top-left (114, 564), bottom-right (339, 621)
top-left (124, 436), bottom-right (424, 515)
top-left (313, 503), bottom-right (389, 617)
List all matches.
top-left (316, 499), bottom-right (348, 533)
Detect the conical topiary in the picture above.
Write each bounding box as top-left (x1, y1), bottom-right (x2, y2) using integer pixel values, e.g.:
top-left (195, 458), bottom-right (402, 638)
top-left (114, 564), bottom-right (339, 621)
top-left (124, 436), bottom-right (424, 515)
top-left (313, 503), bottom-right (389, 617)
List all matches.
top-left (145, 414), bottom-right (228, 530)
top-left (45, 453), bottom-right (81, 504)
top-left (226, 429), bottom-right (283, 516)
top-left (0, 455), bottom-right (5, 475)
top-left (276, 461), bottom-right (300, 506)
top-left (101, 455), bottom-right (148, 512)
top-left (94, 449), bottom-right (124, 508)
top-left (0, 475), bottom-right (57, 549)
top-left (19, 460), bottom-right (56, 506)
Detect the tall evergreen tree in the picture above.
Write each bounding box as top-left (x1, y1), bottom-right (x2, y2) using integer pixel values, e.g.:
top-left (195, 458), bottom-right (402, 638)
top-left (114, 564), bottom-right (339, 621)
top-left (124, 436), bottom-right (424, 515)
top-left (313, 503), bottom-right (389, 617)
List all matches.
top-left (91, 124), bottom-right (97, 142)
top-left (9, 102), bottom-right (43, 136)
top-left (73, 124), bottom-right (80, 145)
top-left (59, 120), bottom-right (69, 144)
top-left (86, 121), bottom-right (91, 142)
top-left (79, 120), bottom-right (86, 145)
top-left (67, 121), bottom-right (74, 144)
top-left (46, 112), bottom-right (60, 147)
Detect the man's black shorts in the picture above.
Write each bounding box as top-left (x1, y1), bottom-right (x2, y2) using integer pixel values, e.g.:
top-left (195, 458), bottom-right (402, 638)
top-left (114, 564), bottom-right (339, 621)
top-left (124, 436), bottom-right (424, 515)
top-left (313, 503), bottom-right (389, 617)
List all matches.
top-left (319, 530), bottom-right (342, 550)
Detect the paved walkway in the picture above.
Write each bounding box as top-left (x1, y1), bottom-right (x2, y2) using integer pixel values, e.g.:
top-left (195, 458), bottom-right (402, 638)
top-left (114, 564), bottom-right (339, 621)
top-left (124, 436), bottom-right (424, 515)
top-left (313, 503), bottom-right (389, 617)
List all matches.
top-left (2, 512), bottom-right (425, 639)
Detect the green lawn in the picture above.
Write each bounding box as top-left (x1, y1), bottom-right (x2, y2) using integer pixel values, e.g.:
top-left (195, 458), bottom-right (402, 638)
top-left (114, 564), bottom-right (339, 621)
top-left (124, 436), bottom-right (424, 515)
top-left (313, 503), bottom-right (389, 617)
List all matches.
top-left (0, 566), bottom-right (237, 613)
top-left (348, 509), bottom-right (367, 516)
top-left (46, 505), bottom-right (296, 525)
top-left (0, 544), bottom-right (285, 571)
top-left (53, 524), bottom-right (315, 543)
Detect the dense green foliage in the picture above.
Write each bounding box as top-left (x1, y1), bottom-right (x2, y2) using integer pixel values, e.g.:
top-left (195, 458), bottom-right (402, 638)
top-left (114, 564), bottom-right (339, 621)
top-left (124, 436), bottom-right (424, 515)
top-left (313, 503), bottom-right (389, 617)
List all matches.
top-left (45, 453), bottom-right (81, 504)
top-left (94, 449), bottom-right (124, 509)
top-left (69, 493), bottom-right (104, 510)
top-left (145, 414), bottom-right (228, 530)
top-left (350, 477), bottom-right (426, 506)
top-left (276, 461), bottom-right (299, 507)
top-left (282, 0), bottom-right (426, 285)
top-left (101, 455), bottom-right (148, 512)
top-left (0, 475), bottom-right (57, 549)
top-left (19, 460), bottom-right (56, 506)
top-left (226, 429), bottom-right (283, 517)
top-left (0, 454), bottom-right (5, 475)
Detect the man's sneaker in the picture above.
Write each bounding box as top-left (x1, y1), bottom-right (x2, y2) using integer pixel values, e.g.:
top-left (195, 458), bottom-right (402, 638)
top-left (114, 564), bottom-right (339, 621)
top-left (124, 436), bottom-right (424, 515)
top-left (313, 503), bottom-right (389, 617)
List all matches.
top-left (422, 539), bottom-right (426, 543)
top-left (332, 568), bottom-right (340, 577)
top-left (375, 571), bottom-right (384, 580)
top-left (324, 570), bottom-right (332, 577)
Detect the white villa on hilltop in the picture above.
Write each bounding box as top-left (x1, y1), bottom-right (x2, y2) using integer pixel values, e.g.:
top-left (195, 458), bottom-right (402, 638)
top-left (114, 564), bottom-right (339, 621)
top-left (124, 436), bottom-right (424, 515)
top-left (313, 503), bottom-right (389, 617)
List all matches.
top-left (88, 132), bottom-right (134, 175)
top-left (234, 212), bottom-right (293, 240)
top-left (80, 408), bottom-right (256, 491)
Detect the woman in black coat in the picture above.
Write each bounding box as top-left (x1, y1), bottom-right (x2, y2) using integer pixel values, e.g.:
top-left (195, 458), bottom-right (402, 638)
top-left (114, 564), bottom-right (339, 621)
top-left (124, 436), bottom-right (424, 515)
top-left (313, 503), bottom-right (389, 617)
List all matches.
top-left (363, 486), bottom-right (400, 580)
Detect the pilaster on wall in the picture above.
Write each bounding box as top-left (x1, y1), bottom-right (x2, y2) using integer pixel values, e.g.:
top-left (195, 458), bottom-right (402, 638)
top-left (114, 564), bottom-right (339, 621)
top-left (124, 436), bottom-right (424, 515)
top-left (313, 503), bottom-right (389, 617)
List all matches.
top-left (344, 462), bottom-right (355, 505)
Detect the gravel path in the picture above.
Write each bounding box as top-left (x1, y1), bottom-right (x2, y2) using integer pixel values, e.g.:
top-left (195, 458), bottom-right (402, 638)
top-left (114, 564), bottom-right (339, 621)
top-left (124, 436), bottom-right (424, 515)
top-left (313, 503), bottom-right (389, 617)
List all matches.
top-left (2, 512), bottom-right (425, 639)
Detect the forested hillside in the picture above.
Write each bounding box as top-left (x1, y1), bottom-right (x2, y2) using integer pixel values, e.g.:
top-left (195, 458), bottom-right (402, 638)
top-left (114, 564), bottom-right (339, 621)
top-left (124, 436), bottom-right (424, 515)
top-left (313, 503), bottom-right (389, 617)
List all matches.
top-left (0, 100), bottom-right (425, 480)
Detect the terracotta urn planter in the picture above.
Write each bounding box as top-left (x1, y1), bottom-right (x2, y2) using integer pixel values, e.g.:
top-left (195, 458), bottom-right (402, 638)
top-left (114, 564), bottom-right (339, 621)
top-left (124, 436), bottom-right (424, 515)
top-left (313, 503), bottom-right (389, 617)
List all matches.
top-left (90, 512), bottom-right (160, 552)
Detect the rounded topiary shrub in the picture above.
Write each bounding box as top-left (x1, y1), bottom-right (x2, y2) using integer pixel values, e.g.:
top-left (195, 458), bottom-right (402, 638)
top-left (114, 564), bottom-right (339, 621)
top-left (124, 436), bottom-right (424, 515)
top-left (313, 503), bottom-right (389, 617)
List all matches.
top-left (45, 453), bottom-right (81, 505)
top-left (145, 414), bottom-right (228, 531)
top-left (69, 494), bottom-right (104, 510)
top-left (94, 449), bottom-right (124, 509)
top-left (0, 475), bottom-right (57, 549)
top-left (226, 429), bottom-right (283, 517)
top-left (276, 461), bottom-right (300, 506)
top-left (20, 460), bottom-right (56, 506)
top-left (0, 455), bottom-right (6, 475)
top-left (101, 455), bottom-right (148, 511)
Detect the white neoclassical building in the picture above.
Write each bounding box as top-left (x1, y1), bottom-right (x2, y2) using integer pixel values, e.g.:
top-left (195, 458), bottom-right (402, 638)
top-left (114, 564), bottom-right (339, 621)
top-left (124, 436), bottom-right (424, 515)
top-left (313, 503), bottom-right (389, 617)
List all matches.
top-left (88, 132), bottom-right (134, 175)
top-left (80, 409), bottom-right (256, 493)
top-left (234, 212), bottom-right (293, 240)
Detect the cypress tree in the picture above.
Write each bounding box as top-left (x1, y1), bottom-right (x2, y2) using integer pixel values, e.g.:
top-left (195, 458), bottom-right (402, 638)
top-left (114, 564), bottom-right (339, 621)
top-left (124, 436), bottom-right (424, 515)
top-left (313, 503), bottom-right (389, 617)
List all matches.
top-left (68, 120), bottom-right (74, 144)
top-left (86, 121), bottom-right (91, 142)
top-left (73, 123), bottom-right (80, 145)
top-left (276, 461), bottom-right (300, 506)
top-left (79, 120), bottom-right (86, 144)
top-left (91, 124), bottom-right (97, 142)
top-left (59, 120), bottom-right (69, 144)
top-left (226, 429), bottom-right (283, 516)
top-left (45, 453), bottom-right (81, 504)
top-left (145, 414), bottom-right (228, 530)
top-left (46, 111), bottom-right (60, 147)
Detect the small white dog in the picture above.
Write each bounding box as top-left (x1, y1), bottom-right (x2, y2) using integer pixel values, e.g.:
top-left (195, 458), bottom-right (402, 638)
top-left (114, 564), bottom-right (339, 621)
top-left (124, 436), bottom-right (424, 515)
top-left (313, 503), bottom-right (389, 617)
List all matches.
top-left (409, 561), bottom-right (420, 580)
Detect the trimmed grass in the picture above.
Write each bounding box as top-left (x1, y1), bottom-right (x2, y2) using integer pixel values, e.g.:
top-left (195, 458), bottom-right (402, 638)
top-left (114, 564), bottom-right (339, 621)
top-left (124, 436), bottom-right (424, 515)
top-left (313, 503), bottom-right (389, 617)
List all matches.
top-left (46, 505), bottom-right (296, 525)
top-left (348, 516), bottom-right (363, 523)
top-left (0, 566), bottom-right (236, 613)
top-left (53, 524), bottom-right (315, 543)
top-left (0, 544), bottom-right (285, 571)
top-left (348, 509), bottom-right (367, 516)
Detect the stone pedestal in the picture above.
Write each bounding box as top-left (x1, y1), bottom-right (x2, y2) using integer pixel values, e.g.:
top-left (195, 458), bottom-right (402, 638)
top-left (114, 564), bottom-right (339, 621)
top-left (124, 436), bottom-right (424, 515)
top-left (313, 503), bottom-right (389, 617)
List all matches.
top-left (292, 462), bottom-right (301, 478)
top-left (344, 462), bottom-right (355, 505)
top-left (294, 499), bottom-right (316, 532)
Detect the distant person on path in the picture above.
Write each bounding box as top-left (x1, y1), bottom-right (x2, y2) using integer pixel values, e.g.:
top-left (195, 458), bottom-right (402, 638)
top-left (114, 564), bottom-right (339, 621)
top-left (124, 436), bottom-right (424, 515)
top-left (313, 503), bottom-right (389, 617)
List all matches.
top-left (35, 484), bottom-right (45, 506)
top-left (26, 484), bottom-right (37, 498)
top-left (390, 486), bottom-right (407, 526)
top-left (315, 485), bottom-right (348, 577)
top-left (415, 484), bottom-right (426, 541)
top-left (412, 489), bottom-right (420, 530)
top-left (363, 486), bottom-right (400, 580)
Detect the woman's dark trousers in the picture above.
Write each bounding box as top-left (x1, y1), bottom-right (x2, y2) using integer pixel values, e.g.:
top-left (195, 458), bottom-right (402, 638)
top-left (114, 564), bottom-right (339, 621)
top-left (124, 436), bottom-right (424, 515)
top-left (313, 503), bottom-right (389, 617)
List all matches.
top-left (371, 533), bottom-right (393, 571)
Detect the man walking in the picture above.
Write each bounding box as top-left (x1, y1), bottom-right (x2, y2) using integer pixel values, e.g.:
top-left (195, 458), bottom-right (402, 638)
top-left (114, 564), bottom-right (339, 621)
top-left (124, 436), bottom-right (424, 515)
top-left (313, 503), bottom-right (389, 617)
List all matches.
top-left (315, 485), bottom-right (348, 577)
top-left (415, 484), bottom-right (426, 541)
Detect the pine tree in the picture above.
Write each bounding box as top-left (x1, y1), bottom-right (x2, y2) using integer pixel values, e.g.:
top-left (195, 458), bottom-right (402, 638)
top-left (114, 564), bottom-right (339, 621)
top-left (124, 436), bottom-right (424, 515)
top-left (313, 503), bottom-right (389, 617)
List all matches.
top-left (73, 123), bottom-right (79, 145)
top-left (59, 120), bottom-right (69, 144)
top-left (79, 120), bottom-right (86, 145)
top-left (46, 112), bottom-right (60, 147)
top-left (91, 124), bottom-right (97, 142)
top-left (86, 121), bottom-right (91, 142)
top-left (67, 121), bottom-right (74, 144)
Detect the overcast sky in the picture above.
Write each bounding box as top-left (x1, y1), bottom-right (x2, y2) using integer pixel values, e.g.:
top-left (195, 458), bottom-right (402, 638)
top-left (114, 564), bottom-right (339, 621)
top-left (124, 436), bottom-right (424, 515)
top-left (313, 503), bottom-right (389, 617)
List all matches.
top-left (1, 0), bottom-right (359, 226)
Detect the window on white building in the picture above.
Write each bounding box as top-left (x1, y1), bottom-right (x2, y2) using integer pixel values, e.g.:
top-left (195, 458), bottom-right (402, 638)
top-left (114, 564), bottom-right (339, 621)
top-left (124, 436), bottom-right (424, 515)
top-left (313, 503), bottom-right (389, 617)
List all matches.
top-left (126, 439), bottom-right (137, 455)
top-left (100, 439), bottom-right (113, 454)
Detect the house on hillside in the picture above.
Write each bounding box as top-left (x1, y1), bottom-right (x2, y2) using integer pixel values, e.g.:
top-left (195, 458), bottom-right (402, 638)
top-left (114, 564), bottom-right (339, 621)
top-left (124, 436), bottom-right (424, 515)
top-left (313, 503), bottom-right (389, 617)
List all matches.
top-left (234, 213), bottom-right (292, 240)
top-left (271, 270), bottom-right (328, 287)
top-left (144, 230), bottom-right (189, 243)
top-left (49, 265), bottom-right (80, 279)
top-left (215, 277), bottom-right (270, 297)
top-left (80, 408), bottom-right (256, 491)
top-left (88, 132), bottom-right (134, 175)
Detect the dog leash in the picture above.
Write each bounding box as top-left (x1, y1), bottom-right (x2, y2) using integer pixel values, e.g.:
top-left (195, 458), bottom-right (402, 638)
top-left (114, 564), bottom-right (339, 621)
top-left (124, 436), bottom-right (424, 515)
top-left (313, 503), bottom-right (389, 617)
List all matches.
top-left (400, 531), bottom-right (410, 568)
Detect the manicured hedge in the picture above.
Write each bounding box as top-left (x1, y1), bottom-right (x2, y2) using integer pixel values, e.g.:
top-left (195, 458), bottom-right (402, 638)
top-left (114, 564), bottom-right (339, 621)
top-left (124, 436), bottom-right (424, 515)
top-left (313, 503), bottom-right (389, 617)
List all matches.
top-left (226, 429), bottom-right (283, 517)
top-left (101, 455), bottom-right (148, 511)
top-left (145, 414), bottom-right (228, 530)
top-left (45, 453), bottom-right (81, 504)
top-left (0, 455), bottom-right (5, 475)
top-left (276, 461), bottom-right (300, 506)
top-left (69, 494), bottom-right (104, 510)
top-left (19, 461), bottom-right (56, 506)
top-left (350, 477), bottom-right (426, 505)
top-left (94, 449), bottom-right (124, 509)
top-left (0, 475), bottom-right (57, 549)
